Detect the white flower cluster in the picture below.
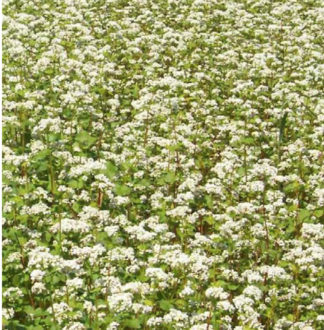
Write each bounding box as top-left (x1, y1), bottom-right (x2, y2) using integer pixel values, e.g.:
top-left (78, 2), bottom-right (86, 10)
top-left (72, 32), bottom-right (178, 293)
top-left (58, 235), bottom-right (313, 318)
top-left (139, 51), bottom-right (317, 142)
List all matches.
top-left (2, 0), bottom-right (323, 328)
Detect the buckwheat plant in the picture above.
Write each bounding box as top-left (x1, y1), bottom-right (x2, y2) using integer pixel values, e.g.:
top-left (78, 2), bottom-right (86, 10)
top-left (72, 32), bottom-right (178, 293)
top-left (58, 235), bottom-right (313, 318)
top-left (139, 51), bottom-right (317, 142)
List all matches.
top-left (2, 0), bottom-right (324, 329)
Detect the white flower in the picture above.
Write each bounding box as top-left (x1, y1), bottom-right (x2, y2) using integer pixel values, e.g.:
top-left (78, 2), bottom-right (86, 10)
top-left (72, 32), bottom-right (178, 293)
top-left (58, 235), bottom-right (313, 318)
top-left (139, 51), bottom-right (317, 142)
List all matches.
top-left (190, 325), bottom-right (211, 330)
top-left (31, 282), bottom-right (46, 294)
top-left (107, 322), bottom-right (120, 330)
top-left (179, 285), bottom-right (194, 297)
top-left (301, 223), bottom-right (324, 240)
top-left (217, 300), bottom-right (235, 312)
top-left (2, 308), bottom-right (14, 319)
top-left (205, 287), bottom-right (229, 300)
top-left (66, 278), bottom-right (83, 289)
top-left (243, 285), bottom-right (263, 300)
top-left (50, 219), bottom-right (91, 234)
top-left (30, 269), bottom-right (45, 282)
top-left (108, 293), bottom-right (133, 313)
top-left (63, 322), bottom-right (86, 330)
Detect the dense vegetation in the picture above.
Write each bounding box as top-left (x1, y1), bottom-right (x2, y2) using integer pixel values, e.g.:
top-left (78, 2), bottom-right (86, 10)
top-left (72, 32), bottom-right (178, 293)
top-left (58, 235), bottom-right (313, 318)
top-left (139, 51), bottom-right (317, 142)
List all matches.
top-left (2, 0), bottom-right (324, 329)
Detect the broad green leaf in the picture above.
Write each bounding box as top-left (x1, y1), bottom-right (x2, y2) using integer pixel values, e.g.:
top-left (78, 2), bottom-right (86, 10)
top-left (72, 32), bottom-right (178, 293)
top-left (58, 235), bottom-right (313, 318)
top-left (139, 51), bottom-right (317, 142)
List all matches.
top-left (123, 319), bottom-right (141, 329)
top-left (105, 161), bottom-right (117, 178)
top-left (75, 131), bottom-right (97, 148)
top-left (298, 209), bottom-right (310, 221)
top-left (114, 184), bottom-right (131, 196)
top-left (159, 299), bottom-right (173, 311)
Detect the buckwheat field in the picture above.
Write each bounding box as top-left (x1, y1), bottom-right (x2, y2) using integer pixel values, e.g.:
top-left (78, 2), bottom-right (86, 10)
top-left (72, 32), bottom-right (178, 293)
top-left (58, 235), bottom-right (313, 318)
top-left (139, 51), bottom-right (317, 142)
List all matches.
top-left (2, 0), bottom-right (324, 329)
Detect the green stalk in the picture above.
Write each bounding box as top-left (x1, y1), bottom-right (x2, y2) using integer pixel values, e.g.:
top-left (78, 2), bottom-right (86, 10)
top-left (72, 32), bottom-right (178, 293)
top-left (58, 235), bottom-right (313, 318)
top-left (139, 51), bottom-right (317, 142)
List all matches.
top-left (49, 153), bottom-right (56, 195)
top-left (58, 214), bottom-right (62, 255)
top-left (50, 294), bottom-right (57, 325)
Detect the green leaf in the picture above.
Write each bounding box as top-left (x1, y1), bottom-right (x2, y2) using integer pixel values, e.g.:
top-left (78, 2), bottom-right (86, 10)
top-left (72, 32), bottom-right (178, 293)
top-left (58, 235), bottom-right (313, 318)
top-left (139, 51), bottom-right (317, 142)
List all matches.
top-left (68, 179), bottom-right (83, 189)
top-left (24, 306), bottom-right (35, 314)
top-left (279, 112), bottom-right (288, 142)
top-left (144, 299), bottom-right (155, 306)
top-left (288, 204), bottom-right (298, 211)
top-left (136, 178), bottom-right (151, 188)
top-left (7, 320), bottom-right (26, 329)
top-left (114, 184), bottom-right (131, 196)
top-left (284, 181), bottom-right (300, 193)
top-left (176, 228), bottom-right (184, 239)
top-left (48, 133), bottom-right (60, 142)
top-left (45, 232), bottom-right (52, 242)
top-left (33, 149), bottom-right (50, 161)
top-left (240, 137), bottom-right (254, 145)
top-left (314, 209), bottom-right (323, 218)
top-left (167, 143), bottom-right (181, 152)
top-left (29, 323), bottom-right (44, 329)
top-left (298, 209), bottom-right (310, 221)
top-left (123, 319), bottom-right (141, 329)
top-left (237, 167), bottom-right (246, 177)
top-left (175, 299), bottom-right (186, 308)
top-left (72, 202), bottom-right (81, 213)
top-left (159, 299), bottom-right (173, 311)
top-left (164, 172), bottom-right (176, 184)
top-left (50, 325), bottom-right (59, 330)
top-left (205, 215), bottom-right (214, 225)
top-left (75, 131), bottom-right (96, 148)
top-left (227, 284), bottom-right (239, 291)
top-left (157, 171), bottom-right (176, 185)
top-left (205, 195), bottom-right (213, 209)
top-left (133, 84), bottom-right (139, 98)
top-left (105, 161), bottom-right (117, 179)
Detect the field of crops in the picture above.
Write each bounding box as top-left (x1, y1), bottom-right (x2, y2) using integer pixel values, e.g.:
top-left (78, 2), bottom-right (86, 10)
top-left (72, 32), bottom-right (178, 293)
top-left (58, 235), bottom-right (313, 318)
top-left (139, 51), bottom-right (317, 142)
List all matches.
top-left (2, 0), bottom-right (324, 329)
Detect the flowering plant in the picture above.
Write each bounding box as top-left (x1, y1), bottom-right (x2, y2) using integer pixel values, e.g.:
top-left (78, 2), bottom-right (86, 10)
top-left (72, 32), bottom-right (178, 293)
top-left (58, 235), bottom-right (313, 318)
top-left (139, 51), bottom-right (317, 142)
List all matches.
top-left (2, 0), bottom-right (323, 329)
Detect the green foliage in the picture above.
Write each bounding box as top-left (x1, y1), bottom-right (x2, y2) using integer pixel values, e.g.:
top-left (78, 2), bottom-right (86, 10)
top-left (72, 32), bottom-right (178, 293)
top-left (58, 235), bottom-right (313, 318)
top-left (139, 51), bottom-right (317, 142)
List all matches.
top-left (75, 131), bottom-right (97, 149)
top-left (2, 0), bottom-right (323, 329)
